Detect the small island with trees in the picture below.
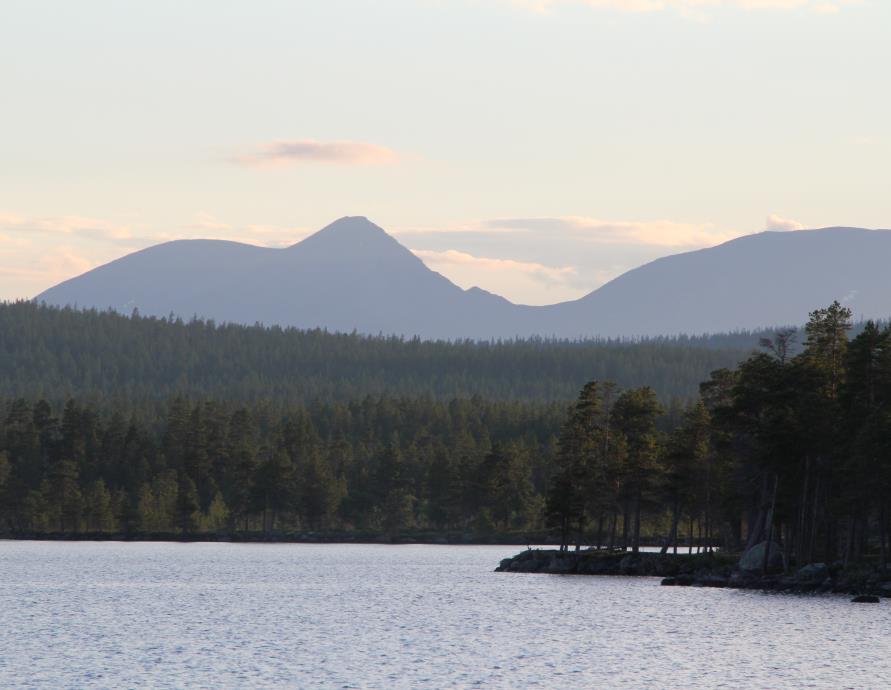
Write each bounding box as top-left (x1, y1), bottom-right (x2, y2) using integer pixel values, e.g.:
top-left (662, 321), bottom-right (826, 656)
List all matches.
top-left (499, 302), bottom-right (891, 600)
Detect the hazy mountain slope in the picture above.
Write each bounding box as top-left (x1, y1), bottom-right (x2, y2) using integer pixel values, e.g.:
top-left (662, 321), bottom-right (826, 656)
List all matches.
top-left (36, 217), bottom-right (524, 340)
top-left (542, 227), bottom-right (891, 337)
top-left (36, 220), bottom-right (891, 339)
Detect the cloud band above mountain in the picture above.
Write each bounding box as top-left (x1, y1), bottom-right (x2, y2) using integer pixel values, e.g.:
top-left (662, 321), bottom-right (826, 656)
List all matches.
top-left (481, 217), bottom-right (738, 248)
top-left (413, 248), bottom-right (582, 304)
top-left (397, 216), bottom-right (739, 247)
top-left (231, 140), bottom-right (398, 168)
top-left (765, 213), bottom-right (806, 231)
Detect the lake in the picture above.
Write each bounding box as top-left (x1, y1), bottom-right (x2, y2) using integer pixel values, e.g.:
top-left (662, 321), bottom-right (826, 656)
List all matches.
top-left (1, 542), bottom-right (889, 689)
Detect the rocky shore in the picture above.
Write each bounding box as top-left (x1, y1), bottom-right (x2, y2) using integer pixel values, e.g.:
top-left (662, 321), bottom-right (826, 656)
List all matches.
top-left (496, 548), bottom-right (891, 600)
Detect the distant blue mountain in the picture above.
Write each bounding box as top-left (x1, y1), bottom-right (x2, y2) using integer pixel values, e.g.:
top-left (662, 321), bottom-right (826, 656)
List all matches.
top-left (538, 226), bottom-right (891, 337)
top-left (36, 217), bottom-right (891, 339)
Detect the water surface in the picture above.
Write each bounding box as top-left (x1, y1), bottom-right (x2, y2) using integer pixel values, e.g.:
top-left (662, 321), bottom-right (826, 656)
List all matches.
top-left (1, 542), bottom-right (888, 689)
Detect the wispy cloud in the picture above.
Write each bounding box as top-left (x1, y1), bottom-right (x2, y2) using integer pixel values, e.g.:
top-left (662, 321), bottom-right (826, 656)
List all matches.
top-left (395, 216), bottom-right (738, 247)
top-left (0, 214), bottom-right (147, 300)
top-left (414, 248), bottom-right (578, 285)
top-left (391, 223), bottom-right (526, 237)
top-left (179, 213), bottom-right (310, 247)
top-left (509, 0), bottom-right (859, 14)
top-left (396, 215), bottom-right (750, 303)
top-left (851, 135), bottom-right (881, 147)
top-left (0, 235), bottom-right (100, 300)
top-left (765, 213), bottom-right (805, 231)
top-left (0, 211), bottom-right (309, 249)
top-left (231, 139), bottom-right (399, 168)
top-left (0, 213), bottom-right (143, 246)
top-left (481, 216), bottom-right (739, 247)
top-left (413, 248), bottom-right (585, 304)
top-left (0, 211), bottom-right (313, 300)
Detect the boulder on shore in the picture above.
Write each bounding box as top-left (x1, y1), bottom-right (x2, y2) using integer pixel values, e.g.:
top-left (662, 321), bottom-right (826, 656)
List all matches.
top-left (739, 541), bottom-right (784, 573)
top-left (795, 562), bottom-right (829, 583)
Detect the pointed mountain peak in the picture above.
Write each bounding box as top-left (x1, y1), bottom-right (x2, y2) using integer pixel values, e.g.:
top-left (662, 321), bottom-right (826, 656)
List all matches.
top-left (289, 216), bottom-right (398, 251)
top-left (287, 216), bottom-right (427, 273)
top-left (318, 215), bottom-right (389, 238)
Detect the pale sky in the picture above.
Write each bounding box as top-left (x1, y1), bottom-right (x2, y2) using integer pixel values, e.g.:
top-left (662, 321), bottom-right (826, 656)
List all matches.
top-left (1, 0), bottom-right (888, 305)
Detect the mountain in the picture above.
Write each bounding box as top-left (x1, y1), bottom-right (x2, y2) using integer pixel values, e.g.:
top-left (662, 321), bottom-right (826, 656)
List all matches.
top-left (35, 219), bottom-right (891, 339)
top-left (36, 217), bottom-right (522, 340)
top-left (539, 226), bottom-right (891, 337)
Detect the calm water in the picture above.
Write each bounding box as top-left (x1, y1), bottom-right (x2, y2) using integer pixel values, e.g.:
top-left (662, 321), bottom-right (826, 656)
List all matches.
top-left (1, 542), bottom-right (889, 689)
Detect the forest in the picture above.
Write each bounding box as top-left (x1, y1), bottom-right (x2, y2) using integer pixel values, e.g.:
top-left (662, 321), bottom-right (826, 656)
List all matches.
top-left (547, 301), bottom-right (891, 569)
top-left (2, 301), bottom-right (890, 570)
top-left (0, 394), bottom-right (564, 536)
top-left (1, 301), bottom-right (758, 404)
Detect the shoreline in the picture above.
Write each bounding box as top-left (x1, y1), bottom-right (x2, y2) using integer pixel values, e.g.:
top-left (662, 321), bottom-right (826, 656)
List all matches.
top-left (0, 530), bottom-right (574, 546)
top-left (496, 549), bottom-right (891, 599)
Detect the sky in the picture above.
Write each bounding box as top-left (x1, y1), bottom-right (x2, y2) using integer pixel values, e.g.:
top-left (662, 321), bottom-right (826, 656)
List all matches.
top-left (1, 0), bottom-right (888, 305)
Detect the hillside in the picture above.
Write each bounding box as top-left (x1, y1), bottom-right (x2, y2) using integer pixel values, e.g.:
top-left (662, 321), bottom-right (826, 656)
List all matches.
top-left (0, 302), bottom-right (754, 404)
top-left (542, 226), bottom-right (891, 336)
top-left (35, 217), bottom-right (519, 341)
top-left (35, 217), bottom-right (891, 339)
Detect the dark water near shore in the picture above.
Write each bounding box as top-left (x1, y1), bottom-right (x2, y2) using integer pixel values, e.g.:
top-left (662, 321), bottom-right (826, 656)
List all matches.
top-left (1, 542), bottom-right (889, 689)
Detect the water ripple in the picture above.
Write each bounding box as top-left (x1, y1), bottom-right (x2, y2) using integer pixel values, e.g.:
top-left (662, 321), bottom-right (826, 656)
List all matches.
top-left (1, 542), bottom-right (888, 689)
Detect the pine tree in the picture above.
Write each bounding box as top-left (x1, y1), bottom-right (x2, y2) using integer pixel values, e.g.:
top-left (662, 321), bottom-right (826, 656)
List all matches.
top-left (660, 401), bottom-right (710, 554)
top-left (546, 382), bottom-right (604, 550)
top-left (202, 492), bottom-right (230, 532)
top-left (175, 472), bottom-right (200, 533)
top-left (376, 439), bottom-right (416, 533)
top-left (610, 387), bottom-right (662, 553)
top-left (83, 479), bottom-right (116, 531)
top-left (300, 449), bottom-right (345, 530)
top-left (479, 443), bottom-right (527, 530)
top-left (43, 459), bottom-right (83, 532)
top-left (250, 451), bottom-right (296, 533)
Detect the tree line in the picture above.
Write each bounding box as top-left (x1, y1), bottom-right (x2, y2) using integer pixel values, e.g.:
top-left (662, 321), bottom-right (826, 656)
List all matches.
top-left (0, 395), bottom-right (566, 535)
top-left (2, 301), bottom-right (758, 404)
top-left (4, 300), bottom-right (890, 566)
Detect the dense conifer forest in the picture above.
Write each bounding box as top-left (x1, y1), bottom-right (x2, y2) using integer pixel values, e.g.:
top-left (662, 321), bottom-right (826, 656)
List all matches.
top-left (1, 302), bottom-right (757, 403)
top-left (0, 395), bottom-right (565, 535)
top-left (547, 302), bottom-right (891, 568)
top-left (3, 300), bottom-right (889, 570)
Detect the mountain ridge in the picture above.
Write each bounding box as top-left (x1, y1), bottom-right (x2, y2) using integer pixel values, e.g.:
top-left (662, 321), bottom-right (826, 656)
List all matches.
top-left (35, 217), bottom-right (891, 339)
